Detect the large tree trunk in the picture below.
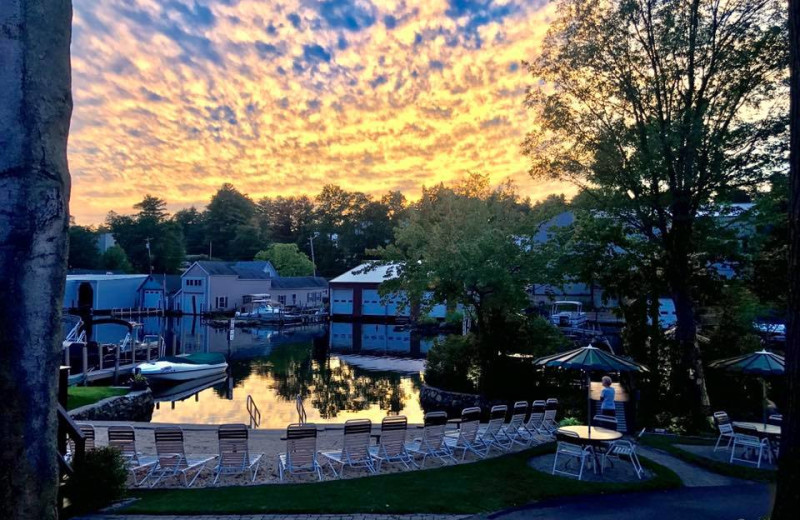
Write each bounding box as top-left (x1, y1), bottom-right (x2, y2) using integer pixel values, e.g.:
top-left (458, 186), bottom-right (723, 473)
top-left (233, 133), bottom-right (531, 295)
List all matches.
top-left (772, 0), bottom-right (800, 517)
top-left (0, 1), bottom-right (72, 518)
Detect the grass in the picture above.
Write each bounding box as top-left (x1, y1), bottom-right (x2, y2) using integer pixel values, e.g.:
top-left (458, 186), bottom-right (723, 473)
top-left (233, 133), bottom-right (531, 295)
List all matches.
top-left (640, 434), bottom-right (776, 482)
top-left (123, 445), bottom-right (681, 515)
top-left (67, 386), bottom-right (128, 410)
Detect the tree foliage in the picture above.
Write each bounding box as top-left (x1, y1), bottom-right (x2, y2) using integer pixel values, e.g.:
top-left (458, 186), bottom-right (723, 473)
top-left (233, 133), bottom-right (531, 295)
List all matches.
top-left (67, 224), bottom-right (101, 270)
top-left (255, 243), bottom-right (315, 276)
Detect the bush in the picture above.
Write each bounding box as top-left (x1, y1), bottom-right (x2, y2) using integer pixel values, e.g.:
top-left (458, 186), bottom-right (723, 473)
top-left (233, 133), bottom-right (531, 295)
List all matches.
top-left (65, 447), bottom-right (128, 514)
top-left (128, 372), bottom-right (149, 391)
top-left (559, 417), bottom-right (581, 427)
top-left (425, 334), bottom-right (480, 393)
top-left (444, 310), bottom-right (464, 328)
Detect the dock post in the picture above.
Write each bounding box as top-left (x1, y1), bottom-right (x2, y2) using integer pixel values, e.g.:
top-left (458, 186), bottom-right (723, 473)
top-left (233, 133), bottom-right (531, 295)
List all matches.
top-left (97, 343), bottom-right (103, 370)
top-left (132, 341), bottom-right (136, 367)
top-left (113, 346), bottom-right (120, 384)
top-left (81, 344), bottom-right (88, 384)
top-left (146, 341), bottom-right (151, 362)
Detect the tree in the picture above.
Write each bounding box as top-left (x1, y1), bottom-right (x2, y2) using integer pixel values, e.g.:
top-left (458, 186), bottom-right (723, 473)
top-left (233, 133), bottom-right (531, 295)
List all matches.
top-left (101, 245), bottom-right (133, 273)
top-left (0, 1), bottom-right (72, 516)
top-left (68, 224), bottom-right (101, 270)
top-left (255, 243), bottom-right (315, 276)
top-left (173, 206), bottom-right (206, 256)
top-left (204, 183), bottom-right (257, 259)
top-left (773, 0), bottom-right (800, 516)
top-left (524, 0), bottom-right (787, 423)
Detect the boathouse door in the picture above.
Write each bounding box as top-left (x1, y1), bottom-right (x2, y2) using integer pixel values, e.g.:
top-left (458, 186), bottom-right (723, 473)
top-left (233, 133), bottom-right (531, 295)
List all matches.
top-left (78, 282), bottom-right (94, 309)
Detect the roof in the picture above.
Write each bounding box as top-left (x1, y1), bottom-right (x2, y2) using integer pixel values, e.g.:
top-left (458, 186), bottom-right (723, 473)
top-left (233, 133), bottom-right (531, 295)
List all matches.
top-left (533, 211), bottom-right (575, 244)
top-left (139, 274), bottom-right (182, 293)
top-left (66, 274), bottom-right (147, 281)
top-left (194, 260), bottom-right (278, 279)
top-left (269, 276), bottom-right (329, 289)
top-left (329, 263), bottom-right (401, 284)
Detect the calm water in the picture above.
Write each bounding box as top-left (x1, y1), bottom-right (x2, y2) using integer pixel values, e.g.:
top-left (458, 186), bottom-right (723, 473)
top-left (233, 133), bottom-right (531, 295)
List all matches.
top-left (68, 316), bottom-right (437, 427)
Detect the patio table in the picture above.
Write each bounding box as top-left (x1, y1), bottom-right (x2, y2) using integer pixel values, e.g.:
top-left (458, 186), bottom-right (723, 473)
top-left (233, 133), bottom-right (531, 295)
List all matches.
top-left (557, 425), bottom-right (622, 475)
top-left (732, 422), bottom-right (781, 436)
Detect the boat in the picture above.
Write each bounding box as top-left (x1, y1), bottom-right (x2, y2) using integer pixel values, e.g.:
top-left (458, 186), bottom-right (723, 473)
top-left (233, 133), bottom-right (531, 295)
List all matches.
top-left (550, 301), bottom-right (588, 328)
top-left (138, 353), bottom-right (228, 383)
top-left (236, 300), bottom-right (283, 319)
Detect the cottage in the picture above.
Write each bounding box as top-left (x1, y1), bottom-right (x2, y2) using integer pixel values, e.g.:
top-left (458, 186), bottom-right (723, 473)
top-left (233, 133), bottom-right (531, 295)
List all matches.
top-left (63, 274), bottom-right (148, 310)
top-left (268, 276), bottom-right (329, 309)
top-left (137, 274), bottom-right (182, 310)
top-left (178, 260), bottom-right (278, 314)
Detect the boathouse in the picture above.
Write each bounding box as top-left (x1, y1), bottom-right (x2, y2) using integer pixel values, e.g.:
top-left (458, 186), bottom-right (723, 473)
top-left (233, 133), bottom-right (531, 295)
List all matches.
top-left (63, 274), bottom-right (148, 311)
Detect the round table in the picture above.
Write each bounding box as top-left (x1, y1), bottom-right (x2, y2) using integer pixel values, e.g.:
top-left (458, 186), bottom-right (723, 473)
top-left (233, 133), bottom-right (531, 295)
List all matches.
top-left (733, 422), bottom-right (781, 436)
top-left (557, 425), bottom-right (623, 442)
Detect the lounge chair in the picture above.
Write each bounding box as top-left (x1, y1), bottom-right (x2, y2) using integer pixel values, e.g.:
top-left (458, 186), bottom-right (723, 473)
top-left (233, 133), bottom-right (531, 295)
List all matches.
top-left (406, 411), bottom-right (457, 466)
top-left (730, 425), bottom-right (771, 468)
top-left (552, 429), bottom-right (593, 480)
top-left (107, 425), bottom-right (156, 486)
top-left (213, 424), bottom-right (264, 484)
top-left (66, 424), bottom-right (96, 462)
top-left (370, 416), bottom-right (416, 470)
top-left (444, 407), bottom-right (488, 460)
top-left (501, 401), bottom-right (529, 447)
top-left (147, 426), bottom-right (216, 487)
top-left (542, 398), bottom-right (559, 433)
top-left (713, 411), bottom-right (735, 452)
top-left (278, 423), bottom-right (323, 481)
top-left (477, 405), bottom-right (511, 452)
top-left (523, 400), bottom-right (548, 438)
top-left (320, 418), bottom-right (377, 477)
top-left (602, 427), bottom-right (644, 479)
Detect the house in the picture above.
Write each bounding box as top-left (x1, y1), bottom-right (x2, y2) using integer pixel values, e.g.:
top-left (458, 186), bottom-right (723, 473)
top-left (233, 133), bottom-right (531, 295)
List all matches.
top-left (178, 260), bottom-right (278, 314)
top-left (329, 263), bottom-right (447, 319)
top-left (137, 274), bottom-right (182, 310)
top-left (96, 232), bottom-right (116, 253)
top-left (267, 276), bottom-right (329, 308)
top-left (63, 274), bottom-right (148, 310)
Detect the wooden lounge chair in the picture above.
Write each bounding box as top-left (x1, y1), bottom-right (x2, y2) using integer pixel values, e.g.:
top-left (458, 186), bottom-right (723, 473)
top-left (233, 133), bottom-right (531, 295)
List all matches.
top-left (213, 424), bottom-right (264, 484)
top-left (370, 416), bottom-right (416, 470)
top-left (278, 423), bottom-right (323, 481)
top-left (477, 405), bottom-right (511, 452)
top-left (107, 425), bottom-right (156, 486)
top-left (444, 407), bottom-right (488, 460)
top-left (406, 411), bottom-right (457, 467)
top-left (320, 418), bottom-right (377, 477)
top-left (147, 427), bottom-right (216, 487)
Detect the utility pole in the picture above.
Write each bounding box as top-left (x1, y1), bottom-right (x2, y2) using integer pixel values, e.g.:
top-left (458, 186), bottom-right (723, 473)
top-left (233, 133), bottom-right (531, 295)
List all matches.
top-left (309, 234), bottom-right (317, 277)
top-left (145, 237), bottom-right (153, 274)
top-left (209, 240), bottom-right (212, 260)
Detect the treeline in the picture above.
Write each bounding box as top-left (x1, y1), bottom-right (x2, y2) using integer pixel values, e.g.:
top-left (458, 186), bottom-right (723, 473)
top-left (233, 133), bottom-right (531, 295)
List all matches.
top-left (68, 183), bottom-right (408, 277)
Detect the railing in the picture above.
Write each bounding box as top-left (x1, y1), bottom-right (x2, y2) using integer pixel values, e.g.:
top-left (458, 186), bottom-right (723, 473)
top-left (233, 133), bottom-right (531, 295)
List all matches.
top-left (246, 394), bottom-right (261, 429)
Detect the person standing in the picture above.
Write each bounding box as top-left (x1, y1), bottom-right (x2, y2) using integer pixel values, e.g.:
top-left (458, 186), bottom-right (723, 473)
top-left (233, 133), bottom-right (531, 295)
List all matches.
top-left (600, 376), bottom-right (616, 417)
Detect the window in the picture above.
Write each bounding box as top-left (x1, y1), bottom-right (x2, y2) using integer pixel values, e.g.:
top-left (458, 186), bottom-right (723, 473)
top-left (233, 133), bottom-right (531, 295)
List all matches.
top-left (215, 296), bottom-right (228, 309)
top-left (292, 294), bottom-right (297, 304)
top-left (278, 295), bottom-right (286, 305)
top-left (185, 279), bottom-right (203, 287)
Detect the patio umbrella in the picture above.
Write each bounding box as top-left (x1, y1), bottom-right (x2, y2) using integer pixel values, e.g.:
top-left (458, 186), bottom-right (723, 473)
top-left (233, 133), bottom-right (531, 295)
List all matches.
top-left (708, 349), bottom-right (784, 428)
top-left (533, 345), bottom-right (649, 438)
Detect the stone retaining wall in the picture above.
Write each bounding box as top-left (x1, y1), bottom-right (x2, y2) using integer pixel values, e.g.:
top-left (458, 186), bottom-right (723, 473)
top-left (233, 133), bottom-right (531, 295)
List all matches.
top-left (69, 389), bottom-right (154, 422)
top-left (419, 385), bottom-right (505, 418)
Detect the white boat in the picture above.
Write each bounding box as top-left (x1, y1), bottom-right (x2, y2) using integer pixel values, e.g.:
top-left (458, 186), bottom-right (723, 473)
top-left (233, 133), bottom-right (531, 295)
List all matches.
top-left (236, 300), bottom-right (283, 319)
top-left (550, 301), bottom-right (588, 328)
top-left (138, 353), bottom-right (228, 383)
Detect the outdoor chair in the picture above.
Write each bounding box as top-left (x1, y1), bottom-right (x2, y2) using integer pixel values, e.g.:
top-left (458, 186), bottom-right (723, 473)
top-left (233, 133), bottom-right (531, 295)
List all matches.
top-left (406, 411), bottom-right (458, 467)
top-left (730, 425), bottom-right (771, 468)
top-left (107, 425), bottom-right (156, 486)
top-left (320, 418), bottom-right (377, 477)
top-left (278, 423), bottom-right (323, 481)
top-left (592, 414), bottom-right (618, 431)
top-left (147, 426), bottom-right (216, 487)
top-left (543, 398), bottom-right (559, 433)
top-left (501, 401), bottom-right (530, 447)
top-left (444, 407), bottom-right (488, 461)
top-left (601, 427), bottom-right (644, 479)
top-left (523, 400), bottom-right (548, 438)
top-left (768, 414), bottom-right (783, 425)
top-left (712, 411), bottom-right (735, 452)
top-left (66, 424), bottom-right (96, 462)
top-left (369, 415), bottom-right (416, 470)
top-left (552, 429), bottom-right (594, 480)
top-left (477, 405), bottom-right (511, 452)
top-left (213, 424), bottom-right (264, 484)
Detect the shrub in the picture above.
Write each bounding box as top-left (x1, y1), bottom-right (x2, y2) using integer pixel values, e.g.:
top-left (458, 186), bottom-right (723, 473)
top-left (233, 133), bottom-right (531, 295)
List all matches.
top-left (65, 447), bottom-right (128, 514)
top-left (444, 310), bottom-right (464, 328)
top-left (128, 372), bottom-right (149, 391)
top-left (425, 334), bottom-right (480, 393)
top-left (559, 417), bottom-right (581, 427)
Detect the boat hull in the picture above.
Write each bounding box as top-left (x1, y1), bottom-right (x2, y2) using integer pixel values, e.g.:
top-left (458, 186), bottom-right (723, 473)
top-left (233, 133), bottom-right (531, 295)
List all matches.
top-left (139, 362), bottom-right (228, 382)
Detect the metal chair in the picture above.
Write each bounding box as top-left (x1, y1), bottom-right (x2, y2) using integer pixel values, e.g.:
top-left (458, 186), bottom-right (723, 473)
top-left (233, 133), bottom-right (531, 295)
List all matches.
top-left (713, 411), bottom-right (735, 452)
top-left (552, 430), bottom-right (593, 480)
top-left (370, 415), bottom-right (416, 470)
top-left (444, 407), bottom-right (488, 460)
top-left (278, 423), bottom-right (323, 481)
top-left (730, 425), bottom-right (771, 468)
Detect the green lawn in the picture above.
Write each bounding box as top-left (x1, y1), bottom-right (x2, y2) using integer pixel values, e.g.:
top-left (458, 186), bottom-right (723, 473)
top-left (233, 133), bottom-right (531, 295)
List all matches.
top-left (67, 386), bottom-right (128, 410)
top-left (640, 434), bottom-right (776, 482)
top-left (123, 445), bottom-right (681, 515)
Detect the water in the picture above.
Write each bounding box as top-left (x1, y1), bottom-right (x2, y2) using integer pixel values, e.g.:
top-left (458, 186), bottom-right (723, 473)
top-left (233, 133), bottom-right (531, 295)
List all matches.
top-left (65, 316), bottom-right (437, 427)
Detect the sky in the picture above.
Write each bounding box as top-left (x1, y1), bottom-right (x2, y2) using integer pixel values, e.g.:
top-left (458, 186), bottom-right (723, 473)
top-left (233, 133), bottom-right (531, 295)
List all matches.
top-left (69, 0), bottom-right (570, 224)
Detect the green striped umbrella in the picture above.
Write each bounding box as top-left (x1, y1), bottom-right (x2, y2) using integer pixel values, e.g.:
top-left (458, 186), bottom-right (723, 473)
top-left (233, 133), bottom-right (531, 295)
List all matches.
top-left (709, 349), bottom-right (785, 427)
top-left (534, 345), bottom-right (649, 437)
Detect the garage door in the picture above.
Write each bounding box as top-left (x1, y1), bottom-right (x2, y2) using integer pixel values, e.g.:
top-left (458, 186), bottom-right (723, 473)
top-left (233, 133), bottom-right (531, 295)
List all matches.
top-left (331, 288), bottom-right (353, 315)
top-left (361, 289), bottom-right (386, 316)
top-left (143, 290), bottom-right (163, 309)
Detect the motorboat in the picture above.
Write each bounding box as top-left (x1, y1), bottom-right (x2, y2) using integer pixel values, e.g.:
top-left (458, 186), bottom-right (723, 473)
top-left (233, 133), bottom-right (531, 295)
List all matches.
top-left (236, 300), bottom-right (283, 319)
top-left (550, 301), bottom-right (588, 328)
top-left (138, 353), bottom-right (228, 383)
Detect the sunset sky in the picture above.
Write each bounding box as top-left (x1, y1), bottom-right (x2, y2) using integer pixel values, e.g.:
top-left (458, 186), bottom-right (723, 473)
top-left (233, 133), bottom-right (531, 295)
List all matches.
top-left (69, 0), bottom-right (570, 224)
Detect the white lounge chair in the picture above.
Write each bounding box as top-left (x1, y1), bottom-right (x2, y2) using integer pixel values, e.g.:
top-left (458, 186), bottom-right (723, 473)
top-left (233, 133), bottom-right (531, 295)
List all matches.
top-left (406, 411), bottom-right (457, 466)
top-left (445, 407), bottom-right (488, 460)
top-left (278, 423), bottom-right (323, 481)
top-left (370, 416), bottom-right (416, 470)
top-left (730, 425), bottom-right (771, 468)
top-left (477, 405), bottom-right (510, 452)
top-left (523, 400), bottom-right (548, 438)
top-left (542, 398), bottom-right (559, 433)
top-left (107, 425), bottom-right (156, 486)
top-left (501, 401), bottom-right (529, 447)
top-left (320, 418), bottom-right (377, 477)
top-left (552, 429), bottom-right (593, 480)
top-left (602, 428), bottom-right (644, 479)
top-left (213, 424), bottom-right (264, 484)
top-left (147, 427), bottom-right (216, 487)
top-left (713, 411), bottom-right (735, 452)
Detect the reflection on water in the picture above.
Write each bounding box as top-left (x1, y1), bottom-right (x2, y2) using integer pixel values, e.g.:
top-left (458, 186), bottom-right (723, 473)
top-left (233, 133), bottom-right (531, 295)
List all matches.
top-left (145, 317), bottom-right (429, 427)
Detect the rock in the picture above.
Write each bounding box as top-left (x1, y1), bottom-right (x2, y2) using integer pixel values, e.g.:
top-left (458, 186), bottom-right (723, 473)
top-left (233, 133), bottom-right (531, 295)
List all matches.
top-left (69, 389), bottom-right (155, 422)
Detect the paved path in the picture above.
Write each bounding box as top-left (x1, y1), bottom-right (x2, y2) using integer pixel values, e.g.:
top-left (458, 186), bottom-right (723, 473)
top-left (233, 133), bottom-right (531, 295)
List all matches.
top-left (636, 446), bottom-right (744, 487)
top-left (476, 484), bottom-right (773, 520)
top-left (79, 515), bottom-right (468, 520)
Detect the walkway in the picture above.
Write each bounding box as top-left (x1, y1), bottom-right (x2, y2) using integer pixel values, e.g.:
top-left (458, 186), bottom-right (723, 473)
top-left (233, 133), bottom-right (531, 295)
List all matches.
top-left (635, 445), bottom-right (744, 487)
top-left (78, 515), bottom-right (468, 520)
